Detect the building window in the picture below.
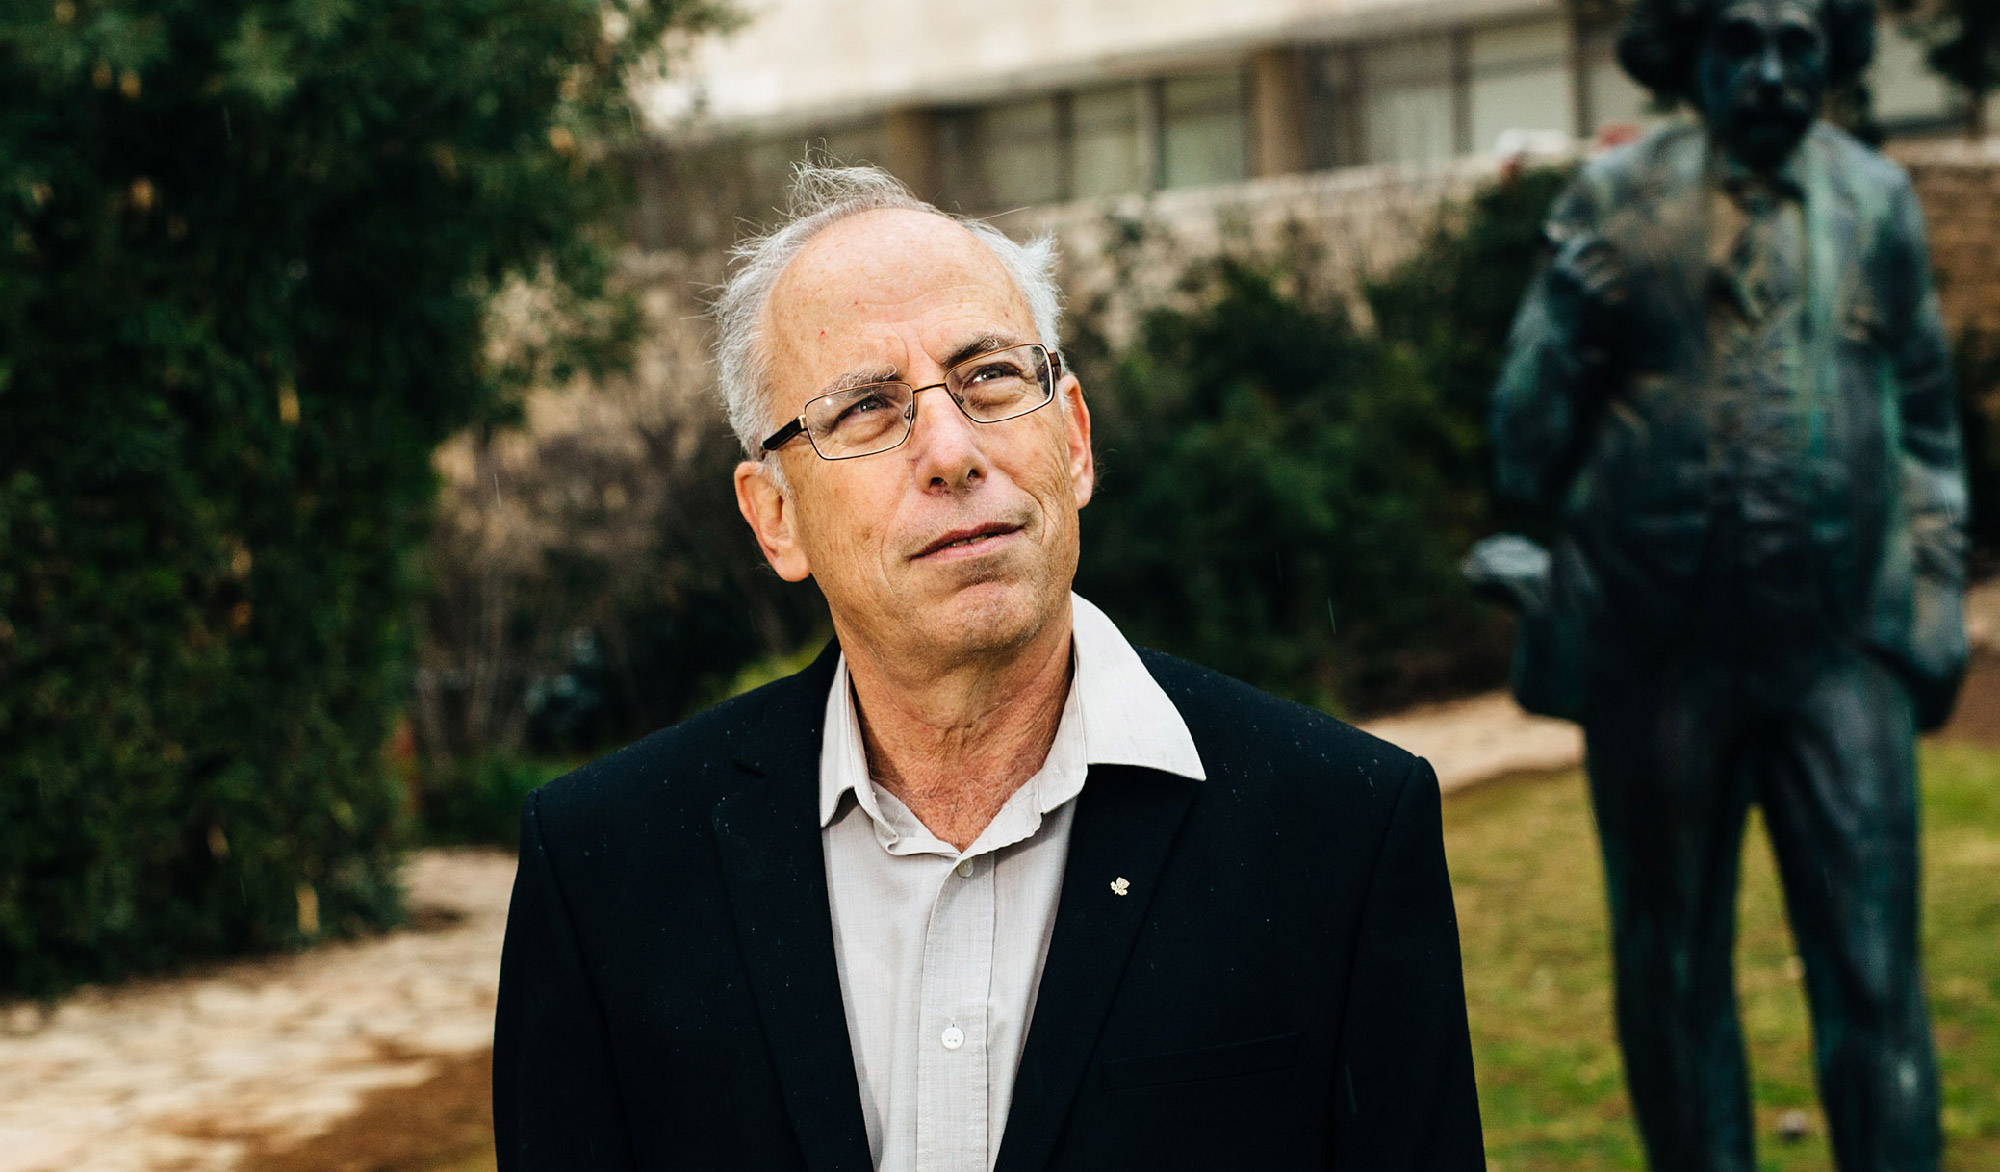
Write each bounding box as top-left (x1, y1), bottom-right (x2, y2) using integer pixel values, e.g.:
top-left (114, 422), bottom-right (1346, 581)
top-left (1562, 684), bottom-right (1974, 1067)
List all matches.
top-left (980, 96), bottom-right (1065, 207)
top-left (745, 120), bottom-right (887, 211)
top-left (745, 137), bottom-right (798, 210)
top-left (1305, 49), bottom-right (1360, 170)
top-left (934, 71), bottom-right (1245, 208)
top-left (1160, 71), bottom-right (1248, 189)
top-left (1359, 35), bottom-right (1457, 166)
top-left (1071, 84), bottom-right (1147, 199)
top-left (820, 122), bottom-right (887, 169)
top-left (1468, 18), bottom-right (1575, 154)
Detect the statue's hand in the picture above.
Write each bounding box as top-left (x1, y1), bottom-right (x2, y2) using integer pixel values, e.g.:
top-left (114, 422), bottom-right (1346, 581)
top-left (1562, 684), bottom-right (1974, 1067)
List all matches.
top-left (1546, 232), bottom-right (1626, 370)
top-left (1462, 534), bottom-right (1553, 615)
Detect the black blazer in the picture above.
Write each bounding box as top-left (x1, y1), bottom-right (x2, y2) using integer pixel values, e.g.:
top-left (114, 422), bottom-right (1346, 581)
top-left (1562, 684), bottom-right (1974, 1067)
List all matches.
top-left (493, 644), bottom-right (1485, 1170)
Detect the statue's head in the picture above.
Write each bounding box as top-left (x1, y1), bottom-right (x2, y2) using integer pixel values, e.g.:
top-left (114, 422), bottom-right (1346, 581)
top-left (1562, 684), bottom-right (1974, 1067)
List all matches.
top-left (1619, 0), bottom-right (1876, 170)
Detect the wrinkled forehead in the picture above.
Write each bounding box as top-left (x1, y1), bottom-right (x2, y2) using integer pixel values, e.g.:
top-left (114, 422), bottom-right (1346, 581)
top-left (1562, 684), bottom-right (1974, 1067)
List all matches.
top-left (764, 209), bottom-right (1034, 347)
top-left (1713, 0), bottom-right (1824, 33)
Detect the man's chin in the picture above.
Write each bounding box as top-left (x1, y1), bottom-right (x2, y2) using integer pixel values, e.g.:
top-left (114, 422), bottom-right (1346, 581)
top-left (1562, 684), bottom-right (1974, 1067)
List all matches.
top-left (911, 578), bottom-right (1065, 660)
top-left (1730, 116), bottom-right (1810, 168)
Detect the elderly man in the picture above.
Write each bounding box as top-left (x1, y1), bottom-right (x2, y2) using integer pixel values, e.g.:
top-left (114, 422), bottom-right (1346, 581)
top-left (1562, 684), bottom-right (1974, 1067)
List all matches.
top-left (492, 165), bottom-right (1484, 1171)
top-left (1485, 0), bottom-right (1965, 1169)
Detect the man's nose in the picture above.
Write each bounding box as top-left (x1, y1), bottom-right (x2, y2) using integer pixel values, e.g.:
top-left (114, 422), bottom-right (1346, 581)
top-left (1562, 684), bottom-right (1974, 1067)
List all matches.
top-left (906, 382), bottom-right (988, 491)
top-left (1758, 39), bottom-right (1786, 88)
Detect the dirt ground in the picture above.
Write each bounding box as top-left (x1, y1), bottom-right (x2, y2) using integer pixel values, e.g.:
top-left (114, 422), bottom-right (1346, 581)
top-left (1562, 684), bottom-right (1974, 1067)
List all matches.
top-left (7, 581), bottom-right (1996, 1172)
top-left (241, 1049), bottom-right (496, 1172)
top-left (1940, 650), bottom-right (2000, 747)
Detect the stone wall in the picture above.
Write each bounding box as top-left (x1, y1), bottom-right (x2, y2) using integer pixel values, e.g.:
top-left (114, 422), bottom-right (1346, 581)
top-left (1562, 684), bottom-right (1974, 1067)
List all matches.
top-left (1015, 135), bottom-right (2000, 350)
top-left (1893, 139), bottom-right (2000, 339)
top-left (1018, 153), bottom-right (1506, 348)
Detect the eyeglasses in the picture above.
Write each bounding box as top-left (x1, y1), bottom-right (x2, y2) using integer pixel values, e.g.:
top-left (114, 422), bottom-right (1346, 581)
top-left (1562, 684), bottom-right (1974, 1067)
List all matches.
top-left (760, 343), bottom-right (1062, 461)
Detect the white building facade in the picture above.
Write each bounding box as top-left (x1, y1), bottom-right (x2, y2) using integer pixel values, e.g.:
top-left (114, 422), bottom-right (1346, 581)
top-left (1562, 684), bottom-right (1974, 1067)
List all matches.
top-left (639, 0), bottom-right (1961, 228)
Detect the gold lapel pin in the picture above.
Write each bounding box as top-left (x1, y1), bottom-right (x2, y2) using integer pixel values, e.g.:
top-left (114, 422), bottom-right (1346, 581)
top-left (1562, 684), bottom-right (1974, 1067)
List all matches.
top-left (1110, 877), bottom-right (1130, 896)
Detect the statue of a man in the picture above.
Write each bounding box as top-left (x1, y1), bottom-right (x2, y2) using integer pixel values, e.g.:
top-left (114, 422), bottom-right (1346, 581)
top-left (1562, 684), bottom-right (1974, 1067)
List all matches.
top-left (1482, 1), bottom-right (1968, 1168)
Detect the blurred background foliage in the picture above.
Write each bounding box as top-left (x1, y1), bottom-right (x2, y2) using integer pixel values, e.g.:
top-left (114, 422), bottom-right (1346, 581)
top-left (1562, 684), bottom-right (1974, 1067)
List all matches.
top-left (1072, 168), bottom-right (1574, 714)
top-left (403, 251), bottom-right (827, 847)
top-left (0, 0), bottom-right (718, 994)
top-left (403, 156), bottom-right (2000, 833)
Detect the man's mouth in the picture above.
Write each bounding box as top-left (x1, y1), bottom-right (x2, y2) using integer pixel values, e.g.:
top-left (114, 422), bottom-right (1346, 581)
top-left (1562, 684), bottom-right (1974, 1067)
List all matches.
top-left (913, 522), bottom-right (1024, 559)
top-left (1740, 92), bottom-right (1810, 125)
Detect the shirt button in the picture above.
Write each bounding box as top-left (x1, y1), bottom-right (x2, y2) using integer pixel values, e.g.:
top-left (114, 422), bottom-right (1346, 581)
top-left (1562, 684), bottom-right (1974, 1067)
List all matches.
top-left (941, 1026), bottom-right (965, 1050)
top-left (955, 858), bottom-right (974, 878)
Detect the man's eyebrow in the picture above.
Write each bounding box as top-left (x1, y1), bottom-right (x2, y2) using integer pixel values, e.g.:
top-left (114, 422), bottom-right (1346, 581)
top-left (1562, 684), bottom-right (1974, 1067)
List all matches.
top-left (817, 334), bottom-right (1022, 396)
top-left (821, 366), bottom-right (900, 396)
top-left (942, 334), bottom-right (1019, 370)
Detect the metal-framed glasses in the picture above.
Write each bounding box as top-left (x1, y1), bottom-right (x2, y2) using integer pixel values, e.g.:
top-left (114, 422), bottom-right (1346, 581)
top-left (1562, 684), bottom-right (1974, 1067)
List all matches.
top-left (760, 343), bottom-right (1063, 461)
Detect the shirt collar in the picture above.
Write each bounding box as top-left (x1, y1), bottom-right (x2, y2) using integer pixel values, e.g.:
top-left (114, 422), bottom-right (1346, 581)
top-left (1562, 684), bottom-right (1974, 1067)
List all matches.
top-left (817, 592), bottom-right (1205, 830)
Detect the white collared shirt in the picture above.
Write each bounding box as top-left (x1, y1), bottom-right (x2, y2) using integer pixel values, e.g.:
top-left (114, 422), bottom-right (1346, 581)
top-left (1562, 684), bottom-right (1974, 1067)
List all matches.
top-left (819, 593), bottom-right (1205, 1172)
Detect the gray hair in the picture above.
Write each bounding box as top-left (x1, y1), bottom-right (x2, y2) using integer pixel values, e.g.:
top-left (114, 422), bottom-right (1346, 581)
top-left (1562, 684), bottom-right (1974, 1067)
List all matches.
top-left (713, 162), bottom-right (1064, 461)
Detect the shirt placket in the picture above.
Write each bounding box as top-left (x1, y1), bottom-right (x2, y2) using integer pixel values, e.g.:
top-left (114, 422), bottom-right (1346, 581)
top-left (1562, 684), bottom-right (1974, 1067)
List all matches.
top-left (915, 851), bottom-right (996, 1172)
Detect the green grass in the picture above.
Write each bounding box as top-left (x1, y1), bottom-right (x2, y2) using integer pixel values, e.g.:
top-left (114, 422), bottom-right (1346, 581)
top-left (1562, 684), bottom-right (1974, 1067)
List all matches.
top-left (1448, 741), bottom-right (2000, 1171)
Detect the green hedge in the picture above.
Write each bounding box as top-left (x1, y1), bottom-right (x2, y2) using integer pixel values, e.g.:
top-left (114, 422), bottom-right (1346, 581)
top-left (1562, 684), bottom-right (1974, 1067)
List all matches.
top-left (0, 0), bottom-right (710, 995)
top-left (414, 755), bottom-right (571, 851)
top-left (1075, 169), bottom-right (1573, 714)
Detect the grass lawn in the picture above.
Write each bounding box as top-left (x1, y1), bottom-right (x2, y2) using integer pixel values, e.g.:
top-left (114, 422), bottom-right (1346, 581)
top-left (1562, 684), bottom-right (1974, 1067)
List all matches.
top-left (1449, 741), bottom-right (2000, 1171)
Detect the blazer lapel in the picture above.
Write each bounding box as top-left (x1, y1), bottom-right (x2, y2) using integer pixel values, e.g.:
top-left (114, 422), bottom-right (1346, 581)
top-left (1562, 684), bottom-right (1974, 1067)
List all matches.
top-left (994, 764), bottom-right (1199, 1172)
top-left (711, 644), bottom-right (874, 1172)
top-left (1801, 129), bottom-right (1858, 461)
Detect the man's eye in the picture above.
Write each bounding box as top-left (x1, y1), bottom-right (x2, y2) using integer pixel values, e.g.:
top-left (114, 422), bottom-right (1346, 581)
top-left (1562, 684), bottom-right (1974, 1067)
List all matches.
top-left (965, 361), bottom-right (1025, 384)
top-left (1718, 22), bottom-right (1759, 56)
top-left (836, 393), bottom-right (890, 422)
top-left (1777, 28), bottom-right (1820, 57)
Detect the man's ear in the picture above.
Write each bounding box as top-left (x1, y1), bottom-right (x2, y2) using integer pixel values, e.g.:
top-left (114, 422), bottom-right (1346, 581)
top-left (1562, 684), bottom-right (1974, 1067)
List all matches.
top-left (734, 460), bottom-right (814, 582)
top-left (1061, 374), bottom-right (1095, 509)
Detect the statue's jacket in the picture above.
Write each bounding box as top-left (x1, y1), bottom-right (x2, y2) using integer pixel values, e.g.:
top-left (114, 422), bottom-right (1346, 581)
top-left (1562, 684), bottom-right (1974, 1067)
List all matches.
top-left (1492, 118), bottom-right (1968, 726)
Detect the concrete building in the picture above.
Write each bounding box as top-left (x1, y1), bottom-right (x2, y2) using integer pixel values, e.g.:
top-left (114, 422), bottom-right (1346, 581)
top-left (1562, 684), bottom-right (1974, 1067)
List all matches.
top-left (636, 0), bottom-right (1963, 236)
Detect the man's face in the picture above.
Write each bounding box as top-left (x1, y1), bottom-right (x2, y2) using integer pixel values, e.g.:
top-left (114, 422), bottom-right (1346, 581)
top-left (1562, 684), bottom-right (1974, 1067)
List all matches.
top-left (734, 209), bottom-right (1094, 671)
top-left (1695, 0), bottom-right (1830, 170)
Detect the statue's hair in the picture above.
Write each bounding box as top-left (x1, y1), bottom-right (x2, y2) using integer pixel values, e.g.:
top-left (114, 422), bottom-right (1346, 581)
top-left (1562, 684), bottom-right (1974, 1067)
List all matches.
top-left (1617, 0), bottom-right (1877, 101)
top-left (712, 162), bottom-right (1063, 462)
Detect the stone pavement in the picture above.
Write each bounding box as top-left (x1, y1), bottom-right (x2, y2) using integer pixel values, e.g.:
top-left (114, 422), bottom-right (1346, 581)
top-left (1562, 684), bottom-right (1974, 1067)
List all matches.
top-left (1360, 691), bottom-right (1583, 793)
top-left (4, 577), bottom-right (1993, 1171)
top-left (0, 852), bottom-right (514, 1172)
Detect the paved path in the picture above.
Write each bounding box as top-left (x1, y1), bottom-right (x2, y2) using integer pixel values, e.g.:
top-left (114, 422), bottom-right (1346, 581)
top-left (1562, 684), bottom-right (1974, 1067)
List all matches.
top-left (1360, 691), bottom-right (1583, 792)
top-left (4, 577), bottom-right (1993, 1171)
top-left (0, 853), bottom-right (514, 1172)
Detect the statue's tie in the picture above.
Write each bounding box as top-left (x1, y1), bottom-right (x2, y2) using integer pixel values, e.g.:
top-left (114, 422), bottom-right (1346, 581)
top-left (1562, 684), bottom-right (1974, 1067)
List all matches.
top-left (1728, 186), bottom-right (1798, 323)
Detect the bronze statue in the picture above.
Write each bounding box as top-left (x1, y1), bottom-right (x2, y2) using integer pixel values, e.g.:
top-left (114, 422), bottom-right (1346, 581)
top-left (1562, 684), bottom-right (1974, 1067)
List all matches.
top-left (1473, 0), bottom-right (1969, 1167)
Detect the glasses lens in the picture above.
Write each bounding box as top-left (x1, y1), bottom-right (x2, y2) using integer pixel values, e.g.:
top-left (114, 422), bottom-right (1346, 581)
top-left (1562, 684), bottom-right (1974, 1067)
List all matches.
top-left (805, 382), bottom-right (914, 458)
top-left (949, 345), bottom-right (1053, 421)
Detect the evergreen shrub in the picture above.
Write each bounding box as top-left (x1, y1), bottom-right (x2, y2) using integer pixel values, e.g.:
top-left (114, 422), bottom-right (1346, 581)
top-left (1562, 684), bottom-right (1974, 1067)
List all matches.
top-left (1076, 167), bottom-right (1575, 713)
top-left (0, 0), bottom-right (713, 994)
